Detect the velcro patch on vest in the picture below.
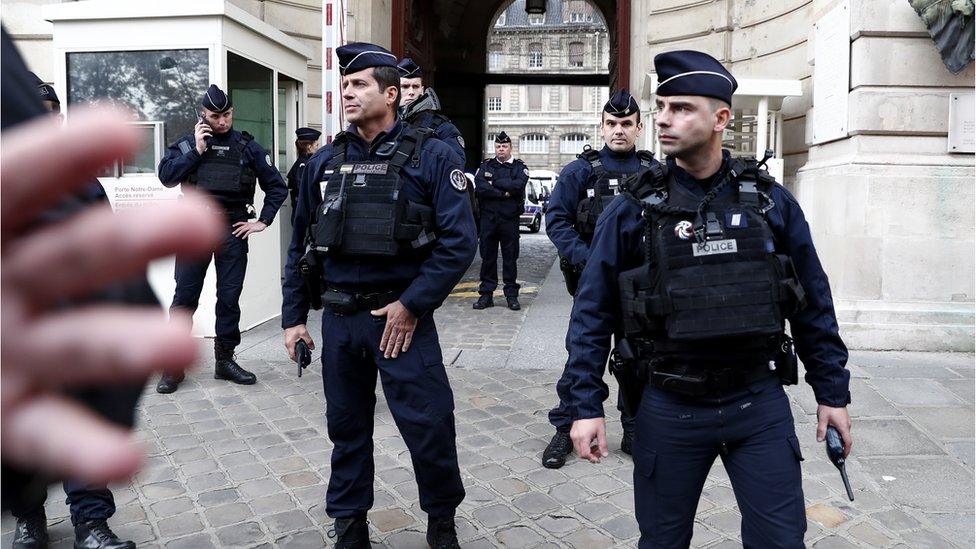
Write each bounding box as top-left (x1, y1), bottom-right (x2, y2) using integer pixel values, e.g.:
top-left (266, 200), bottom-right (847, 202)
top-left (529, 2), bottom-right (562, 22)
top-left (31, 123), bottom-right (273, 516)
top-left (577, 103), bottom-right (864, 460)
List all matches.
top-left (692, 239), bottom-right (738, 257)
top-left (344, 163), bottom-right (389, 175)
top-left (726, 211), bottom-right (748, 228)
top-left (211, 145), bottom-right (231, 156)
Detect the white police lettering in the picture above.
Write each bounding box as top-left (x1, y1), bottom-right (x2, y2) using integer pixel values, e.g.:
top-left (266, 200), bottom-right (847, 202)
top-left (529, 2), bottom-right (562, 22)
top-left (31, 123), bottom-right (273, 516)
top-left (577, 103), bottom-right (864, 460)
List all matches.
top-left (692, 239), bottom-right (738, 257)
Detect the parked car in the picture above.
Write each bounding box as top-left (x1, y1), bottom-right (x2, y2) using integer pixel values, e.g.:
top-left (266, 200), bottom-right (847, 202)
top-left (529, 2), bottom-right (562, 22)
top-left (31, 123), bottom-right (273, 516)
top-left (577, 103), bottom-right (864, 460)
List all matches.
top-left (520, 177), bottom-right (549, 233)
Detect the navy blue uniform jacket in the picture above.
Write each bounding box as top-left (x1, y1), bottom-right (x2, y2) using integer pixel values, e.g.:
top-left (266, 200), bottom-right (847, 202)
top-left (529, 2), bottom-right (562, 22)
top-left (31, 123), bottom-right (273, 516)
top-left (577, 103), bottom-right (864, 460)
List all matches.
top-left (281, 119), bottom-right (477, 327)
top-left (563, 153), bottom-right (851, 420)
top-left (158, 129), bottom-right (288, 225)
top-left (475, 157), bottom-right (529, 218)
top-left (546, 145), bottom-right (641, 265)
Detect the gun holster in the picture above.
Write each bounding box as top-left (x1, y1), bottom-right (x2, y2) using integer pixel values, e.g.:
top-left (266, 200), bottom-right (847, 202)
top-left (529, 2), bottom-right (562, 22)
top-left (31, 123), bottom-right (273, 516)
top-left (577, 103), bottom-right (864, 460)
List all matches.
top-left (298, 250), bottom-right (324, 310)
top-left (559, 257), bottom-right (583, 296)
top-left (775, 334), bottom-right (799, 385)
top-left (609, 338), bottom-right (647, 418)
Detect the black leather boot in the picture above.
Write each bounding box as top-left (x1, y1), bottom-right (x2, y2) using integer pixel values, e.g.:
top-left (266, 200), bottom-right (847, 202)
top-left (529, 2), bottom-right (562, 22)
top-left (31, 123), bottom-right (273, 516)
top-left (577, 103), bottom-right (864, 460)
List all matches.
top-left (506, 296), bottom-right (521, 311)
top-left (155, 373), bottom-right (184, 394)
top-left (73, 520), bottom-right (135, 549)
top-left (472, 294), bottom-right (494, 310)
top-left (542, 430), bottom-right (573, 469)
top-left (621, 427), bottom-right (635, 456)
top-left (426, 515), bottom-right (460, 549)
top-left (329, 517), bottom-right (370, 549)
top-left (13, 510), bottom-right (49, 549)
top-left (214, 343), bottom-right (256, 385)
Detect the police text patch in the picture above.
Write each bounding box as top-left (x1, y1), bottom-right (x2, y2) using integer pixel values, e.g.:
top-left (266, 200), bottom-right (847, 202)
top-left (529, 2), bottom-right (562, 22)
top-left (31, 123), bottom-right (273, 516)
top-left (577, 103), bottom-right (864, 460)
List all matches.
top-left (349, 163), bottom-right (389, 175)
top-left (692, 239), bottom-right (738, 257)
top-left (449, 169), bottom-right (467, 192)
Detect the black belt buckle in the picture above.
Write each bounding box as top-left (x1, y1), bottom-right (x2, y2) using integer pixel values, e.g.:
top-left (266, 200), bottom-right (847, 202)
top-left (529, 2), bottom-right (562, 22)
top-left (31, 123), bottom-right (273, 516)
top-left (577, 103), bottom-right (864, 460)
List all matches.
top-left (651, 370), bottom-right (708, 396)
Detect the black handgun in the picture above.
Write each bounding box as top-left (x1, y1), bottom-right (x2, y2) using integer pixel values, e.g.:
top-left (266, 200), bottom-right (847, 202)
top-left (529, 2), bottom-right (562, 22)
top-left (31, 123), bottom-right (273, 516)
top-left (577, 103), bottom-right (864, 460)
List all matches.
top-left (295, 339), bottom-right (311, 378)
top-left (825, 425), bottom-right (854, 501)
top-left (559, 257), bottom-right (583, 296)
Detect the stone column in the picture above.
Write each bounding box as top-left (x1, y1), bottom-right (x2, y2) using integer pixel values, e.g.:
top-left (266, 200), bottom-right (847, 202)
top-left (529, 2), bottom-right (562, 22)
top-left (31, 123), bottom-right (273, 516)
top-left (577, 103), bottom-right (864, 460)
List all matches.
top-left (797, 0), bottom-right (975, 350)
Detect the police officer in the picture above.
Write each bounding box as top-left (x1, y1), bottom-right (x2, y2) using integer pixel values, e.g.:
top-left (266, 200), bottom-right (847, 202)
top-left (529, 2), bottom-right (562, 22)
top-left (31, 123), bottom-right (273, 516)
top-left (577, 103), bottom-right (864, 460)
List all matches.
top-left (156, 84), bottom-right (288, 393)
top-left (6, 71), bottom-right (142, 549)
top-left (542, 89), bottom-right (658, 469)
top-left (286, 127), bottom-right (321, 209)
top-left (397, 57), bottom-right (466, 162)
top-left (566, 50), bottom-right (853, 548)
top-left (281, 43), bottom-right (475, 549)
top-left (473, 132), bottom-right (528, 311)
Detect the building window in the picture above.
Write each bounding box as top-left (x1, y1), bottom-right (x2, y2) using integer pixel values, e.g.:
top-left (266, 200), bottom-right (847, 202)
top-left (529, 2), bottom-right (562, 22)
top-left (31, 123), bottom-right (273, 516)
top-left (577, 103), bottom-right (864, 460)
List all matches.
top-left (520, 133), bottom-right (548, 154)
top-left (568, 42), bottom-right (584, 67)
top-left (568, 0), bottom-right (592, 22)
top-left (489, 44), bottom-right (503, 71)
top-left (528, 43), bottom-right (543, 68)
top-left (561, 133), bottom-right (590, 154)
top-left (486, 133), bottom-right (496, 153)
top-left (487, 85), bottom-right (502, 111)
top-left (527, 86), bottom-right (542, 111)
top-left (529, 14), bottom-right (544, 25)
top-left (568, 86), bottom-right (583, 111)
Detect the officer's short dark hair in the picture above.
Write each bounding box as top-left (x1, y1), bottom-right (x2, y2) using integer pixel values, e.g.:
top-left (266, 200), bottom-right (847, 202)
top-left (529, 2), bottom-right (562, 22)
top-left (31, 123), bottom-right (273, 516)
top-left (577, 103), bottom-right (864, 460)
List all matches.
top-left (372, 66), bottom-right (401, 111)
top-left (707, 98), bottom-right (731, 112)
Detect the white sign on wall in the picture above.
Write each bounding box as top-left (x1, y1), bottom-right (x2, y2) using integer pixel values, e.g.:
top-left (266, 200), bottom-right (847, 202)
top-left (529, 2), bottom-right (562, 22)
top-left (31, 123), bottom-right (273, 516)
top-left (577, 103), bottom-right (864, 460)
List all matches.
top-left (948, 92), bottom-right (975, 154)
top-left (811, 0), bottom-right (850, 145)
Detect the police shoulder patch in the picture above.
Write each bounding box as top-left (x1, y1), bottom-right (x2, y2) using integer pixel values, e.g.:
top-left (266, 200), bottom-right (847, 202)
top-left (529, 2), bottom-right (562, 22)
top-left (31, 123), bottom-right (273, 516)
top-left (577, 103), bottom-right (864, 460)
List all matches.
top-left (265, 154), bottom-right (273, 166)
top-left (457, 135), bottom-right (465, 149)
top-left (523, 168), bottom-right (530, 176)
top-left (449, 169), bottom-right (467, 192)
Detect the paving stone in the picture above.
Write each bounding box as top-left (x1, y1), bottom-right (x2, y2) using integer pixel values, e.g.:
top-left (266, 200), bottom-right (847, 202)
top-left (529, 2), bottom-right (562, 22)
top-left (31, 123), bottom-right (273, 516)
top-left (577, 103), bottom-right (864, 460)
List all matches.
top-left (165, 533), bottom-right (217, 549)
top-left (847, 521), bottom-right (893, 546)
top-left (869, 379), bottom-right (962, 406)
top-left (869, 508), bottom-right (920, 531)
top-left (157, 512), bottom-right (204, 537)
top-left (184, 472), bottom-right (229, 493)
top-left (563, 528), bottom-right (614, 548)
top-left (250, 493), bottom-right (297, 516)
top-left (215, 521), bottom-right (266, 546)
top-left (281, 471), bottom-right (320, 488)
top-left (535, 514), bottom-right (582, 535)
top-left (469, 463), bottom-right (509, 481)
top-left (275, 530), bottom-right (327, 548)
top-left (204, 502), bottom-right (253, 528)
top-left (548, 482), bottom-right (589, 505)
top-left (578, 473), bottom-right (626, 495)
top-left (806, 503), bottom-right (849, 528)
top-left (370, 508), bottom-right (413, 532)
top-left (495, 525), bottom-right (544, 547)
top-left (238, 478), bottom-right (285, 500)
top-left (601, 513), bottom-right (640, 540)
top-left (902, 406), bottom-right (975, 440)
top-left (489, 477), bottom-right (530, 496)
top-left (263, 509), bottom-right (313, 534)
top-left (142, 481), bottom-right (186, 500)
top-left (574, 501), bottom-right (616, 522)
top-left (472, 504), bottom-right (519, 528)
top-left (900, 529), bottom-right (957, 549)
top-left (511, 492), bottom-right (559, 515)
top-left (923, 511), bottom-right (976, 549)
top-left (197, 488), bottom-right (240, 507)
top-left (812, 536), bottom-right (860, 548)
top-left (690, 521), bottom-right (720, 547)
top-left (851, 418), bottom-right (945, 456)
top-left (150, 497), bottom-right (195, 519)
top-left (859, 456), bottom-right (975, 512)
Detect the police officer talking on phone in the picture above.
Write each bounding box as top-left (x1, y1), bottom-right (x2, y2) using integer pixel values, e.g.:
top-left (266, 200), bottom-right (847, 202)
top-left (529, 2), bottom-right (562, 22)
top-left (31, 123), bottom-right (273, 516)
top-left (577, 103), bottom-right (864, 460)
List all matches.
top-left (565, 50), bottom-right (853, 548)
top-left (156, 84), bottom-right (288, 393)
top-left (281, 43), bottom-right (476, 549)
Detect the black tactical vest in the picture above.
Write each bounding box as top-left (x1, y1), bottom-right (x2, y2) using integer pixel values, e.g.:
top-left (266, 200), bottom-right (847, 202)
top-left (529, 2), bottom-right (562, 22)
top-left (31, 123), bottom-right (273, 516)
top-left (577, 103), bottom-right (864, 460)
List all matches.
top-left (310, 128), bottom-right (436, 258)
top-left (192, 132), bottom-right (257, 196)
top-left (618, 158), bottom-right (806, 369)
top-left (574, 147), bottom-right (656, 241)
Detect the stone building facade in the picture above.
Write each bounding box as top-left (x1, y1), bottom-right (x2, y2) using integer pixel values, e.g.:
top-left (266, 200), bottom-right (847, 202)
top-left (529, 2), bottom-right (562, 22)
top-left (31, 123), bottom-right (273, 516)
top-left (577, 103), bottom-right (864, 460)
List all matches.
top-left (484, 0), bottom-right (610, 170)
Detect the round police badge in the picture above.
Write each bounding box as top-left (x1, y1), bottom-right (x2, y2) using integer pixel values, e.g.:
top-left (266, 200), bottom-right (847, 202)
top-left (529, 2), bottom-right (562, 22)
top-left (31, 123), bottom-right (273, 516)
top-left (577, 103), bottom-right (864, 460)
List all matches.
top-left (450, 169), bottom-right (467, 192)
top-left (674, 220), bottom-right (694, 240)
top-left (523, 168), bottom-right (530, 176)
top-left (457, 136), bottom-right (465, 149)
top-left (265, 154), bottom-right (273, 166)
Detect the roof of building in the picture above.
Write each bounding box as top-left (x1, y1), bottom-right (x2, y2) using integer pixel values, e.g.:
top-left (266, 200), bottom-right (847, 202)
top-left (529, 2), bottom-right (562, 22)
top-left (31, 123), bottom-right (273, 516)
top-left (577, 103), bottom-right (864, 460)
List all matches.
top-left (494, 0), bottom-right (606, 29)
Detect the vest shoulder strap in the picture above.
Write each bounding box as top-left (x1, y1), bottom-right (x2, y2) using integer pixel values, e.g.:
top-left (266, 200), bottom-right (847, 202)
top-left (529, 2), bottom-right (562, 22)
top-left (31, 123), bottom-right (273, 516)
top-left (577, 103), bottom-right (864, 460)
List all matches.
top-left (636, 149), bottom-right (655, 168)
top-left (390, 127), bottom-right (428, 172)
top-left (240, 131), bottom-right (253, 144)
top-left (577, 146), bottom-right (607, 180)
top-left (731, 156), bottom-right (776, 208)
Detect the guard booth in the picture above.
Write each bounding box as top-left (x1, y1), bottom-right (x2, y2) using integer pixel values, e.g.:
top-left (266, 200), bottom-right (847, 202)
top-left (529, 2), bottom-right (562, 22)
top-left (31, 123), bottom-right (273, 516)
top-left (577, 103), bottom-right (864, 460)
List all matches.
top-left (641, 75), bottom-right (802, 183)
top-left (45, 0), bottom-right (313, 338)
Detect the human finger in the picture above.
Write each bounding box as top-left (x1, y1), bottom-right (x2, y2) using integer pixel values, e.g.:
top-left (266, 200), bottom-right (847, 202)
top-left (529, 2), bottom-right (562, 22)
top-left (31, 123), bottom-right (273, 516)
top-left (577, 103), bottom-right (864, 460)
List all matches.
top-left (390, 331), bottom-right (406, 359)
top-left (816, 414), bottom-right (828, 443)
top-left (597, 424), bottom-right (609, 458)
top-left (1, 394), bottom-right (143, 484)
top-left (1, 108), bottom-right (141, 233)
top-left (3, 308), bottom-right (197, 387)
top-left (5, 193), bottom-right (222, 305)
top-left (378, 316), bottom-right (393, 352)
top-left (402, 330), bottom-right (413, 353)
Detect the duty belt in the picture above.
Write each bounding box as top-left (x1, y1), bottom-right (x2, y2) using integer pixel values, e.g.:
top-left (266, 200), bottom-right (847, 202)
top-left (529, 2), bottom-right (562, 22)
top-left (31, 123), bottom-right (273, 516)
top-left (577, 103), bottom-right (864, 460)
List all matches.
top-left (648, 361), bottom-right (776, 396)
top-left (321, 287), bottom-right (401, 315)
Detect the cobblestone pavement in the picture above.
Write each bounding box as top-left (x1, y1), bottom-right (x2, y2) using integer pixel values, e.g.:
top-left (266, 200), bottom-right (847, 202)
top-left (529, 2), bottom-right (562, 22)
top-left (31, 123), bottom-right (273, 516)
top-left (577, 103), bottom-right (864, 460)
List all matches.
top-left (3, 230), bottom-right (974, 548)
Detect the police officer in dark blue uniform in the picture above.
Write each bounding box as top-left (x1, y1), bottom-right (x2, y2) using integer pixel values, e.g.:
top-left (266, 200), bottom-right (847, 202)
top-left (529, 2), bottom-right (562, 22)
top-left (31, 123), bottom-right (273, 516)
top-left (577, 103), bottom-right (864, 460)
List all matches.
top-left (287, 127), bottom-right (321, 209)
top-left (542, 90), bottom-right (659, 469)
top-left (565, 51), bottom-right (853, 548)
top-left (156, 84), bottom-right (288, 393)
top-left (397, 57), bottom-right (466, 162)
top-left (473, 132), bottom-right (529, 311)
top-left (281, 43), bottom-right (476, 549)
top-left (4, 66), bottom-right (143, 549)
